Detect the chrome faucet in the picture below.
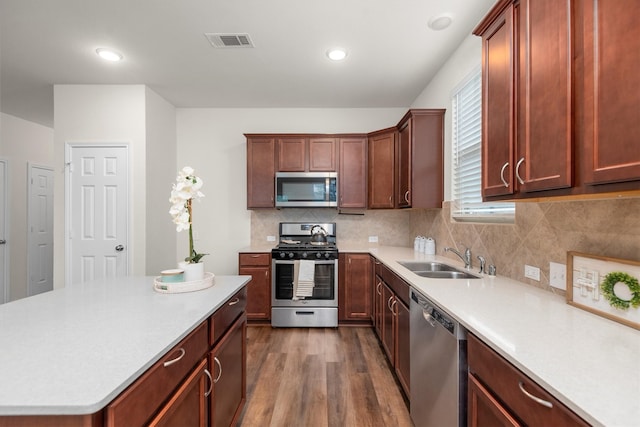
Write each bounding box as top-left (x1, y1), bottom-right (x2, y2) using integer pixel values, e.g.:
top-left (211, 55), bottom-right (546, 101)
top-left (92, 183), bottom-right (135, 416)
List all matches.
top-left (444, 246), bottom-right (472, 269)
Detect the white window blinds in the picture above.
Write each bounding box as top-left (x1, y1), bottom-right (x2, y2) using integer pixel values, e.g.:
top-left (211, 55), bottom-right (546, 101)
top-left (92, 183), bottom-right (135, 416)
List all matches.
top-left (451, 69), bottom-right (514, 222)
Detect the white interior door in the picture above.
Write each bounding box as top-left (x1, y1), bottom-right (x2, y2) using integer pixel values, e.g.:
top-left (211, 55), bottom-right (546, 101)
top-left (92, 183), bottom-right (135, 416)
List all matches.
top-left (0, 159), bottom-right (8, 304)
top-left (28, 164), bottom-right (54, 296)
top-left (68, 145), bottom-right (129, 284)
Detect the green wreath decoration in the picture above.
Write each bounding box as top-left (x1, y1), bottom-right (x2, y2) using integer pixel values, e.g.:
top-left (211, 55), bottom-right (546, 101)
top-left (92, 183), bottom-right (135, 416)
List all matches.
top-left (600, 271), bottom-right (640, 310)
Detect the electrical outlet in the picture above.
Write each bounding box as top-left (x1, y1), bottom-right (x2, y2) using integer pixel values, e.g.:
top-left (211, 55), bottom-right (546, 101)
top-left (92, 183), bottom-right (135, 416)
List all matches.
top-left (266, 235), bottom-right (276, 242)
top-left (549, 262), bottom-right (566, 290)
top-left (368, 235), bottom-right (378, 243)
top-left (524, 264), bottom-right (541, 281)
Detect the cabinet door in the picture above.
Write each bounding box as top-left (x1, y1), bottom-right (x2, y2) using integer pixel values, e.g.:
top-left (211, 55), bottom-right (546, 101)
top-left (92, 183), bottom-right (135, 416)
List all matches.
top-left (580, 0), bottom-right (640, 185)
top-left (368, 130), bottom-right (396, 209)
top-left (246, 138), bottom-right (275, 208)
top-left (517, 0), bottom-right (573, 193)
top-left (397, 121), bottom-right (411, 207)
top-left (468, 374), bottom-right (522, 427)
top-left (277, 138), bottom-right (306, 171)
top-left (339, 253), bottom-right (371, 321)
top-left (395, 297), bottom-right (410, 396)
top-left (309, 138), bottom-right (337, 171)
top-left (238, 265), bottom-right (270, 321)
top-left (148, 359), bottom-right (209, 427)
top-left (381, 283), bottom-right (395, 365)
top-left (210, 315), bottom-right (247, 427)
top-left (478, 4), bottom-right (516, 198)
top-left (373, 274), bottom-right (384, 340)
top-left (338, 137), bottom-right (367, 208)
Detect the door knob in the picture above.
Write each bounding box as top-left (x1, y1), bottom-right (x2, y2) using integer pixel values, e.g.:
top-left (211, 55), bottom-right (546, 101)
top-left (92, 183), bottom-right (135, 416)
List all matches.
top-left (115, 245), bottom-right (124, 252)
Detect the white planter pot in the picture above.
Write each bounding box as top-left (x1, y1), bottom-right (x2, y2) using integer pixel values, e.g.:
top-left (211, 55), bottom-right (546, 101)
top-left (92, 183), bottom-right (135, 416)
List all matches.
top-left (178, 261), bottom-right (205, 282)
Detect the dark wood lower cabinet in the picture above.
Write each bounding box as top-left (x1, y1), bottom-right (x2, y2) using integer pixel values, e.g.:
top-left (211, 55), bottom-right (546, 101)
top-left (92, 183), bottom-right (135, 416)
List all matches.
top-left (381, 282), bottom-right (395, 366)
top-left (394, 297), bottom-right (410, 395)
top-left (468, 373), bottom-right (521, 427)
top-left (209, 315), bottom-right (247, 427)
top-left (339, 253), bottom-right (372, 322)
top-left (149, 359), bottom-right (209, 427)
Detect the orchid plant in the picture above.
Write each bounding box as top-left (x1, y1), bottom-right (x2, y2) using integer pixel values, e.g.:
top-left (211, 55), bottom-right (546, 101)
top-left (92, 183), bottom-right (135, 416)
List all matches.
top-left (169, 166), bottom-right (207, 264)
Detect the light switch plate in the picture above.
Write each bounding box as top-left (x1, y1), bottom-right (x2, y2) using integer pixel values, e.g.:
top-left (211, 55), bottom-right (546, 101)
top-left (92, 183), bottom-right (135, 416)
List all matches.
top-left (524, 264), bottom-right (541, 281)
top-left (266, 235), bottom-right (276, 242)
top-left (549, 262), bottom-right (566, 290)
top-left (368, 235), bottom-right (378, 243)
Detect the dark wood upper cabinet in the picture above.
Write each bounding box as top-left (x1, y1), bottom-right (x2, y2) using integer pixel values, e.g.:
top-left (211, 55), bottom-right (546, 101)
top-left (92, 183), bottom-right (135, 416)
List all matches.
top-left (339, 137), bottom-right (367, 208)
top-left (396, 109), bottom-right (445, 209)
top-left (476, 0), bottom-right (640, 200)
top-left (578, 0), bottom-right (640, 186)
top-left (309, 138), bottom-right (337, 171)
top-left (517, 0), bottom-right (573, 193)
top-left (277, 137), bottom-right (306, 171)
top-left (368, 128), bottom-right (396, 209)
top-left (277, 137), bottom-right (337, 172)
top-left (245, 136), bottom-right (275, 208)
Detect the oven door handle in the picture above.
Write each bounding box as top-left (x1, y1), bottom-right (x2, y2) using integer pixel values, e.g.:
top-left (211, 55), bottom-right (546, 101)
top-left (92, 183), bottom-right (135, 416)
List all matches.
top-left (273, 260), bottom-right (337, 265)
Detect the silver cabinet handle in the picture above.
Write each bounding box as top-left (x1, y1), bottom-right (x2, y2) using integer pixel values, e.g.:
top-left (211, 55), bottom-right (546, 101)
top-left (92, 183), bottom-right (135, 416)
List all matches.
top-left (518, 381), bottom-right (553, 408)
top-left (115, 244), bottom-right (124, 252)
top-left (500, 162), bottom-right (509, 187)
top-left (391, 299), bottom-right (397, 316)
top-left (0, 239), bottom-right (6, 245)
top-left (213, 356), bottom-right (222, 383)
top-left (515, 157), bottom-right (525, 185)
top-left (163, 348), bottom-right (185, 367)
top-left (204, 368), bottom-right (213, 397)
top-left (387, 296), bottom-right (394, 311)
top-left (250, 254), bottom-right (260, 258)
top-left (404, 190), bottom-right (410, 203)
top-left (228, 297), bottom-right (240, 306)
top-left (376, 282), bottom-right (382, 296)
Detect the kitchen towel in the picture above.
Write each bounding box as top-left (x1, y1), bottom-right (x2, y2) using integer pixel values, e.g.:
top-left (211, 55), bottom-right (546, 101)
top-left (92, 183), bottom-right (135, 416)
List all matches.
top-left (296, 260), bottom-right (316, 298)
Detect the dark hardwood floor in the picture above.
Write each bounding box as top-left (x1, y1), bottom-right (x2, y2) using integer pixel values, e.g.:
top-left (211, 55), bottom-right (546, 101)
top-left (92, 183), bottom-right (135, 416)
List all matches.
top-left (238, 326), bottom-right (412, 427)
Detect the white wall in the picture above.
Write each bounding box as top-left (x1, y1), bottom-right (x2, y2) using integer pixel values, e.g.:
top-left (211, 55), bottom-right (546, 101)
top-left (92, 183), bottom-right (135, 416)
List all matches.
top-left (175, 108), bottom-right (405, 275)
top-left (0, 113), bottom-right (54, 300)
top-left (53, 85), bottom-right (147, 288)
top-left (144, 88), bottom-right (177, 275)
top-left (410, 35), bottom-right (482, 201)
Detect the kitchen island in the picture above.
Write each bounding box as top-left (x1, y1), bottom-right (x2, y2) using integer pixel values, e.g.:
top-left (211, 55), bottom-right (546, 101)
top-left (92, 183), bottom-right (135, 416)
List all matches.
top-left (0, 274), bottom-right (250, 425)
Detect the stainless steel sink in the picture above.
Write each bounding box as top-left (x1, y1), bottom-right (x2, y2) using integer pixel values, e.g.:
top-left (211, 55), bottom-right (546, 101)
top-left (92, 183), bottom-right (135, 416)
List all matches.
top-left (398, 261), bottom-right (480, 279)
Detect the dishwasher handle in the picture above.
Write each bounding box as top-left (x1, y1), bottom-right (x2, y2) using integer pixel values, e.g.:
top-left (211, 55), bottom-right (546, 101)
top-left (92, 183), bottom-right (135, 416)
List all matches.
top-left (412, 290), bottom-right (460, 336)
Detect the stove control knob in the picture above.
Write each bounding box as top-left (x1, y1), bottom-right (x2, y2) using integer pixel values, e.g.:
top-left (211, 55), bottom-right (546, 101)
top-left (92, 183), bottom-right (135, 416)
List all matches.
top-left (325, 253), bottom-right (331, 259)
top-left (316, 252), bottom-right (322, 259)
top-left (288, 252), bottom-right (294, 259)
top-left (302, 252), bottom-right (308, 259)
top-left (279, 252), bottom-right (286, 258)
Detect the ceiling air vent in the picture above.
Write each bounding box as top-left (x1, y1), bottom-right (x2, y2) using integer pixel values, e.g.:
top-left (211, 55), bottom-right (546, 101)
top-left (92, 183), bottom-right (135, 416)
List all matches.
top-left (205, 33), bottom-right (254, 48)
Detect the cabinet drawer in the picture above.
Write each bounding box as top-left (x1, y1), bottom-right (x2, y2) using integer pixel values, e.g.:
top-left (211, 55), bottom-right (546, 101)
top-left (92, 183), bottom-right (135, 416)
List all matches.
top-left (380, 264), bottom-right (410, 307)
top-left (106, 321), bottom-right (208, 427)
top-left (467, 334), bottom-right (588, 427)
top-left (211, 287), bottom-right (247, 345)
top-left (239, 253), bottom-right (271, 266)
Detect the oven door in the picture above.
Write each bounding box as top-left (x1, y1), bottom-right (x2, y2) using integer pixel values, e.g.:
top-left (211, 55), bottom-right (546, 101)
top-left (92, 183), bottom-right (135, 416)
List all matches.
top-left (272, 259), bottom-right (338, 307)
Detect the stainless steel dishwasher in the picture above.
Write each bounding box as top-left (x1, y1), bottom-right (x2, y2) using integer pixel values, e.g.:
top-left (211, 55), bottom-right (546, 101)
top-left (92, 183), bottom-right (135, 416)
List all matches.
top-left (410, 289), bottom-right (467, 427)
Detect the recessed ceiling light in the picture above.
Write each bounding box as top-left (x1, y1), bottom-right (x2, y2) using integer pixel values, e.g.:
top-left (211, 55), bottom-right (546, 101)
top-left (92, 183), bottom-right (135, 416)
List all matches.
top-left (96, 48), bottom-right (123, 62)
top-left (428, 14), bottom-right (453, 31)
top-left (326, 48), bottom-right (347, 61)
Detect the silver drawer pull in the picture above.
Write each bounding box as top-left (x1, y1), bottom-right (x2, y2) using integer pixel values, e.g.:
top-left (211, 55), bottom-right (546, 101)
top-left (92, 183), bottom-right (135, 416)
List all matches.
top-left (204, 368), bottom-right (213, 397)
top-left (515, 157), bottom-right (525, 185)
top-left (500, 162), bottom-right (509, 187)
top-left (213, 356), bottom-right (222, 383)
top-left (163, 348), bottom-right (186, 367)
top-left (228, 297), bottom-right (240, 306)
top-left (518, 381), bottom-right (553, 408)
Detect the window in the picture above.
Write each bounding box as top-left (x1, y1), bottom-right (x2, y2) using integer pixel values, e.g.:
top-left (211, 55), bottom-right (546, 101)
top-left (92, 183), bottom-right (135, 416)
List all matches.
top-left (451, 68), bottom-right (514, 222)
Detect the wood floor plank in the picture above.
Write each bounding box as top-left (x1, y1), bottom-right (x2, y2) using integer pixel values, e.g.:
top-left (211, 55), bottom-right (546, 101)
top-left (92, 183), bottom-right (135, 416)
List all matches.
top-left (238, 326), bottom-right (411, 427)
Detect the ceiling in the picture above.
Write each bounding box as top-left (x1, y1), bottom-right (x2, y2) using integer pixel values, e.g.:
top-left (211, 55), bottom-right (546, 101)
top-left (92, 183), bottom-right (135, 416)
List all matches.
top-left (0, 0), bottom-right (495, 127)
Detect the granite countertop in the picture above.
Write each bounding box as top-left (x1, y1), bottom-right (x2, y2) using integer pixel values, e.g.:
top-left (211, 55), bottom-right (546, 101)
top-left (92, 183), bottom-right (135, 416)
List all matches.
top-left (367, 246), bottom-right (640, 427)
top-left (0, 275), bottom-right (250, 416)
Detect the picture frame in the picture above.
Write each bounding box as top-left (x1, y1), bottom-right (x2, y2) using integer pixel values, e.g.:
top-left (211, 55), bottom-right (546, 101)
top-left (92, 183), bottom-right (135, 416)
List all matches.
top-left (566, 251), bottom-right (640, 330)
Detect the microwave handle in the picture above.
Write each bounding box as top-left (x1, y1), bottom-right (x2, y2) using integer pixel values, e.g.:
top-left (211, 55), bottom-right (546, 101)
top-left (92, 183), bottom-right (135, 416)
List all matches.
top-left (325, 177), bottom-right (330, 202)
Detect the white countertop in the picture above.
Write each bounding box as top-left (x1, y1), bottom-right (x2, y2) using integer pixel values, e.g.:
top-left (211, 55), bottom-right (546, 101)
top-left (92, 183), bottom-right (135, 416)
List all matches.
top-left (0, 275), bottom-right (250, 416)
top-left (367, 246), bottom-right (640, 427)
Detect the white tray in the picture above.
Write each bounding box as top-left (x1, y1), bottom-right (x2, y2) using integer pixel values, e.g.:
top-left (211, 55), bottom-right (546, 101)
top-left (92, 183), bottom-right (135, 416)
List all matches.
top-left (153, 272), bottom-right (215, 294)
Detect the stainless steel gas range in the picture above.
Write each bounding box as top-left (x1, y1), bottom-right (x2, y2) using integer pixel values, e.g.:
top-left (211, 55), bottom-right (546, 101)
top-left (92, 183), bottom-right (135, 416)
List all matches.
top-left (271, 222), bottom-right (338, 327)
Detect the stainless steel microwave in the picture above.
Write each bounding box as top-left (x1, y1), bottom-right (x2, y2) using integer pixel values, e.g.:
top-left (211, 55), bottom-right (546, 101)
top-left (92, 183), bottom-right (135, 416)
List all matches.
top-left (275, 172), bottom-right (338, 207)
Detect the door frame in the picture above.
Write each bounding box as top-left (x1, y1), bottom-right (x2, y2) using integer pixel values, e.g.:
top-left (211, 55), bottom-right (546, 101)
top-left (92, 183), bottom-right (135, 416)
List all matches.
top-left (0, 158), bottom-right (9, 304)
top-left (64, 143), bottom-right (131, 285)
top-left (27, 163), bottom-right (54, 297)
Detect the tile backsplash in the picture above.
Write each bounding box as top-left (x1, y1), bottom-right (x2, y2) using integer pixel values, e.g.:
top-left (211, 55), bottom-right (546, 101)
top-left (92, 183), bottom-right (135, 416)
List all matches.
top-left (251, 197), bottom-right (640, 295)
